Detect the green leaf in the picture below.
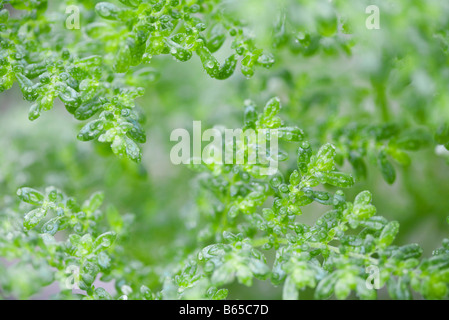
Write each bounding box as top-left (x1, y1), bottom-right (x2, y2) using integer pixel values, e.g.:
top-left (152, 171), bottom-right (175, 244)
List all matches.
top-left (23, 208), bottom-right (47, 231)
top-left (354, 191), bottom-right (372, 206)
top-left (349, 152), bottom-right (367, 180)
top-left (17, 188), bottom-right (45, 206)
top-left (282, 275), bottom-right (298, 300)
top-left (318, 171), bottom-right (354, 188)
top-left (395, 129), bottom-right (430, 151)
top-left (314, 143), bottom-right (336, 172)
top-left (379, 221), bottom-right (400, 248)
top-left (387, 277), bottom-right (412, 300)
top-left (297, 141), bottom-right (312, 174)
top-left (93, 287), bottom-right (113, 300)
top-left (95, 2), bottom-right (122, 20)
top-left (353, 203), bottom-right (376, 220)
top-left (94, 231), bottom-right (117, 252)
top-left (82, 192), bottom-right (104, 213)
top-left (378, 150), bottom-right (396, 184)
top-left (315, 273), bottom-right (337, 299)
top-left (111, 135), bottom-right (142, 162)
top-left (78, 120), bottom-right (105, 142)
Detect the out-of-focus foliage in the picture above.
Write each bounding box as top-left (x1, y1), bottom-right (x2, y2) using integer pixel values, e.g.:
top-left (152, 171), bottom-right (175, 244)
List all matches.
top-left (1, 0), bottom-right (449, 300)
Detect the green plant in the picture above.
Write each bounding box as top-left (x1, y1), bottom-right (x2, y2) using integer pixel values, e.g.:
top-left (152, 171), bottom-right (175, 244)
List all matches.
top-left (1, 0), bottom-right (449, 300)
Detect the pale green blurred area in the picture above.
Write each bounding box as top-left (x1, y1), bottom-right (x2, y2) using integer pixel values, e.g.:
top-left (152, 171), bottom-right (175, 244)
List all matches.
top-left (1, 0), bottom-right (449, 299)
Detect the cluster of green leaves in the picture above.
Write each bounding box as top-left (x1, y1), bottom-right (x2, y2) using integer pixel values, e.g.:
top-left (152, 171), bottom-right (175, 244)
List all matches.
top-left (271, 0), bottom-right (353, 56)
top-left (171, 99), bottom-right (449, 300)
top-left (3, 100), bottom-right (449, 300)
top-left (1, 184), bottom-right (178, 300)
top-left (0, 0), bottom-right (273, 162)
top-left (1, 186), bottom-right (119, 299)
top-left (328, 122), bottom-right (433, 184)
